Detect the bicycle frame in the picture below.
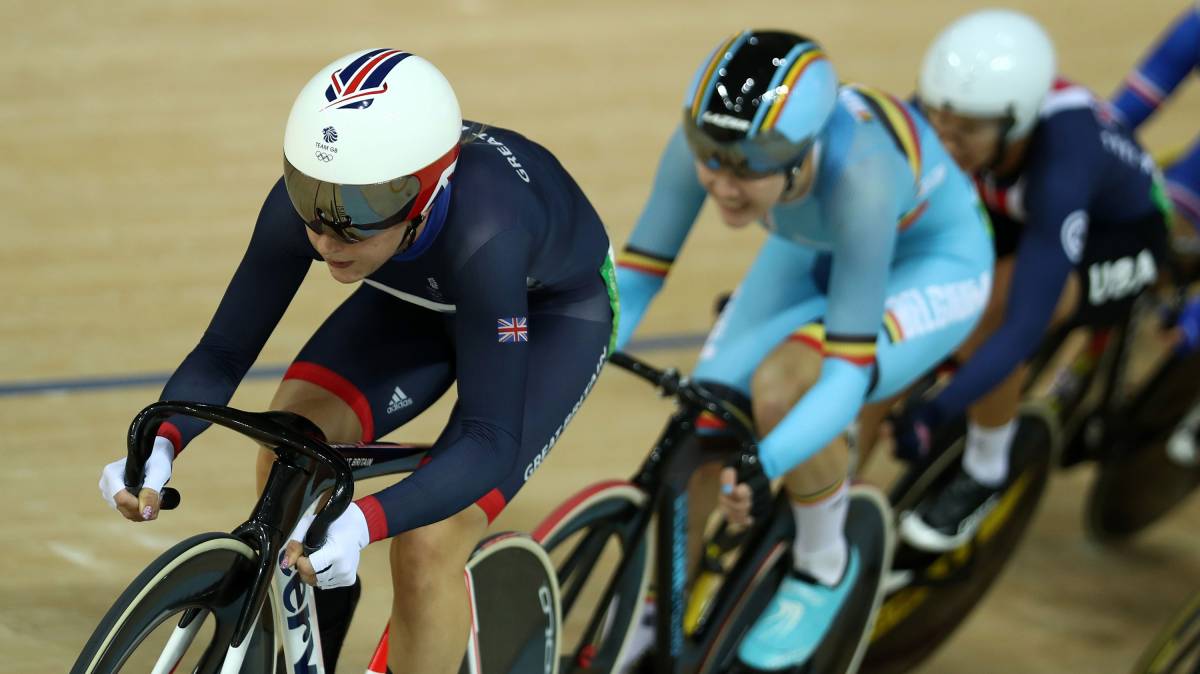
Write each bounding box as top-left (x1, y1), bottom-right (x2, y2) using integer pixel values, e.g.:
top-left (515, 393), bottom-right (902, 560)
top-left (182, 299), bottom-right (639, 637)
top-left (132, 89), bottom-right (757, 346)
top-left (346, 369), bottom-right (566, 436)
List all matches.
top-left (123, 402), bottom-right (431, 673)
top-left (566, 353), bottom-right (780, 674)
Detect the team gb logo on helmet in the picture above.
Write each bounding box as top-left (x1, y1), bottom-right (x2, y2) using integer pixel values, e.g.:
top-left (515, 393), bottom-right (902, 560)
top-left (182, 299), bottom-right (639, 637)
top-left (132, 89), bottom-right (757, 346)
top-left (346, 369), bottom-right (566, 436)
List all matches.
top-left (323, 49), bottom-right (411, 110)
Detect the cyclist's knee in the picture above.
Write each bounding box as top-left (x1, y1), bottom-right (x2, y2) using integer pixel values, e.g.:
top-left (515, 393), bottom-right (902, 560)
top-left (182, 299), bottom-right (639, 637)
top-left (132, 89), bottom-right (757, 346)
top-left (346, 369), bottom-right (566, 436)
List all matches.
top-left (752, 341), bottom-right (822, 434)
top-left (270, 378), bottom-right (364, 443)
top-left (388, 507), bottom-right (487, 595)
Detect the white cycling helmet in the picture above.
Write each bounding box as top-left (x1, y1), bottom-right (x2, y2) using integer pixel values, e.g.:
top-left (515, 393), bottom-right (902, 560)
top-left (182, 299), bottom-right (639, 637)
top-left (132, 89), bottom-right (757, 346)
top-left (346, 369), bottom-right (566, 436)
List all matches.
top-left (918, 9), bottom-right (1056, 142)
top-left (283, 49), bottom-right (462, 243)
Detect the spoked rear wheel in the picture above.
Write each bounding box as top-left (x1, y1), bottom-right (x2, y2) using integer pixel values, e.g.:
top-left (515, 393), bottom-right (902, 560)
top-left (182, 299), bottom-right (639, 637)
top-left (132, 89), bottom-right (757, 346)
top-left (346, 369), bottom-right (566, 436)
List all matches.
top-left (863, 408), bottom-right (1055, 674)
top-left (533, 481), bottom-right (651, 673)
top-left (72, 532), bottom-right (274, 674)
top-left (1086, 350), bottom-right (1200, 542)
top-left (1087, 437), bottom-right (1200, 542)
top-left (1132, 590), bottom-right (1200, 674)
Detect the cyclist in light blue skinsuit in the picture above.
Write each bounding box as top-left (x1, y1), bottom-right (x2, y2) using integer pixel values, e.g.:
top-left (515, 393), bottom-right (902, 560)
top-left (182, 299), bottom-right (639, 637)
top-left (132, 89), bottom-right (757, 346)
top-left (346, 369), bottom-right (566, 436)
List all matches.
top-left (614, 30), bottom-right (993, 668)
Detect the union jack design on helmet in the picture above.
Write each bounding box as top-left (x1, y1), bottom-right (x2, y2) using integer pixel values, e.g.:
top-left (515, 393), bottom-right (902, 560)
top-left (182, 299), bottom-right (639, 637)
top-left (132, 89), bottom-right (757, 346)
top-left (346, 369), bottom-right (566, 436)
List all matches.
top-left (283, 49), bottom-right (463, 242)
top-left (324, 49), bottom-right (412, 110)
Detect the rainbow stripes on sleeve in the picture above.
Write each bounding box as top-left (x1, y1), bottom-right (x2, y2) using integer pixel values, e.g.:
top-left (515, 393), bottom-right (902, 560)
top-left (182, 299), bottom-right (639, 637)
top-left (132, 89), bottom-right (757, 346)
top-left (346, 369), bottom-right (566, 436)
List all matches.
top-left (617, 245), bottom-right (674, 278)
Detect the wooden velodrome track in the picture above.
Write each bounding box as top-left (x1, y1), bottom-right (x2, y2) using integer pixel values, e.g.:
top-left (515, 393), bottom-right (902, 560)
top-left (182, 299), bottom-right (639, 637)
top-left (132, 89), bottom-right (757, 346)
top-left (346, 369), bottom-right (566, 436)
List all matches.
top-left (3, 1), bottom-right (1200, 672)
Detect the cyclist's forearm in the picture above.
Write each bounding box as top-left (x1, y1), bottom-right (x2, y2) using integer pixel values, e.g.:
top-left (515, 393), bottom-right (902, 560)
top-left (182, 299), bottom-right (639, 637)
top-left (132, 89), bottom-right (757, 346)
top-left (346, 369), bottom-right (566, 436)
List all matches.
top-left (156, 332), bottom-right (258, 452)
top-left (355, 420), bottom-right (520, 541)
top-left (1111, 7), bottom-right (1200, 129)
top-left (614, 124), bottom-right (708, 352)
top-left (932, 234), bottom-right (1068, 420)
top-left (153, 184), bottom-right (315, 452)
top-left (614, 265), bottom-right (666, 350)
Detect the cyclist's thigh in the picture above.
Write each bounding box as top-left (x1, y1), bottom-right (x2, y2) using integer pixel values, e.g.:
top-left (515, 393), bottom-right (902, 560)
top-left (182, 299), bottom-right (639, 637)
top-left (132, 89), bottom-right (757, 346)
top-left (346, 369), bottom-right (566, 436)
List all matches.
top-left (871, 248), bottom-right (992, 401)
top-left (694, 234), bottom-right (826, 394)
top-left (434, 287), bottom-right (614, 525)
top-left (273, 284), bottom-right (457, 442)
top-left (388, 503), bottom-right (488, 577)
top-left (752, 337), bottom-right (825, 401)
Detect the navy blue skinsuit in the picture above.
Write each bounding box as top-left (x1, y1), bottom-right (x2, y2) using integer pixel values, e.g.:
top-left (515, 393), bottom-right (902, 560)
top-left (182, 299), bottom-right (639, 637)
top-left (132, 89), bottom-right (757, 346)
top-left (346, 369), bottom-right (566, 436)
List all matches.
top-left (153, 122), bottom-right (616, 540)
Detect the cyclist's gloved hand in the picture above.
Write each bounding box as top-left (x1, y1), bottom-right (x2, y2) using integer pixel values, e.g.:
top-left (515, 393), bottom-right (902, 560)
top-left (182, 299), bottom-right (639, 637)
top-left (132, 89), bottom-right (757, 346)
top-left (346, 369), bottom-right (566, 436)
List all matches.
top-left (891, 403), bottom-right (941, 463)
top-left (99, 436), bottom-right (174, 522)
top-left (283, 502), bottom-right (370, 589)
top-left (719, 451), bottom-right (771, 528)
top-left (1174, 296), bottom-right (1200, 354)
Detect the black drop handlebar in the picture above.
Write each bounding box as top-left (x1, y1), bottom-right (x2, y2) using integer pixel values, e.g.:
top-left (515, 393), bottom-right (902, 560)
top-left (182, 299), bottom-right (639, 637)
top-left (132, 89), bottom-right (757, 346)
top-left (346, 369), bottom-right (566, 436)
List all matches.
top-left (124, 401), bottom-right (354, 555)
top-left (608, 351), bottom-right (771, 546)
top-left (608, 351), bottom-right (757, 446)
top-left (122, 356), bottom-right (754, 556)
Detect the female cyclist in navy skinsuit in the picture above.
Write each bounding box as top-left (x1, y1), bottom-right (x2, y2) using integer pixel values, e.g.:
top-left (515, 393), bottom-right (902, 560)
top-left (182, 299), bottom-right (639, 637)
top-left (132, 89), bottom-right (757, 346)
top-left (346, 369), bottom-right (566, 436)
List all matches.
top-left (97, 49), bottom-right (617, 673)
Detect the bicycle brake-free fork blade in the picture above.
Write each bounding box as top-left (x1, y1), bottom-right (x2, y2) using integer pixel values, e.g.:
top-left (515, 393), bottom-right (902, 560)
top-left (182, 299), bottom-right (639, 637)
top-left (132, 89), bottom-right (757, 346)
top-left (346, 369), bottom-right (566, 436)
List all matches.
top-left (150, 609), bottom-right (208, 674)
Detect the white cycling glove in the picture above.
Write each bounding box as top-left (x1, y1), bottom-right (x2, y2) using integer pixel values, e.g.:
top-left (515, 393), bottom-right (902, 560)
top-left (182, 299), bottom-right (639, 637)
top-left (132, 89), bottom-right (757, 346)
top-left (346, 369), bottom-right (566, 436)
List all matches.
top-left (288, 502), bottom-right (370, 589)
top-left (99, 436), bottom-right (175, 510)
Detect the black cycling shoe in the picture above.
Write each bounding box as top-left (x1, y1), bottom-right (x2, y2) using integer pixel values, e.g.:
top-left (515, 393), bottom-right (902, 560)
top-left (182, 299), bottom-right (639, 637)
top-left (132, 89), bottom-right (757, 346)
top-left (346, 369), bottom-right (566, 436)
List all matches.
top-left (899, 467), bottom-right (1003, 552)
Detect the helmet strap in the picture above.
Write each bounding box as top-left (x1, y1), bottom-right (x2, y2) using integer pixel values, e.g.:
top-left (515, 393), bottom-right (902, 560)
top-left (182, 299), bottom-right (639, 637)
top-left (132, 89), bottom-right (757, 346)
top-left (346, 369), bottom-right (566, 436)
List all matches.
top-left (783, 164), bottom-right (800, 193)
top-left (780, 144), bottom-right (819, 203)
top-left (395, 215), bottom-right (425, 253)
top-left (986, 112), bottom-right (1018, 174)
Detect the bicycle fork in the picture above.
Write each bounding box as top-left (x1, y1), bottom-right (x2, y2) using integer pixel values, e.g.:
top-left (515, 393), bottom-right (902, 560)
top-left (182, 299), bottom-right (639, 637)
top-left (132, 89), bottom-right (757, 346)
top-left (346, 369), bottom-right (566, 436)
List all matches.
top-left (274, 501), bottom-right (327, 674)
top-left (273, 560), bottom-right (326, 674)
top-left (145, 603), bottom-right (273, 674)
top-left (147, 609), bottom-right (210, 674)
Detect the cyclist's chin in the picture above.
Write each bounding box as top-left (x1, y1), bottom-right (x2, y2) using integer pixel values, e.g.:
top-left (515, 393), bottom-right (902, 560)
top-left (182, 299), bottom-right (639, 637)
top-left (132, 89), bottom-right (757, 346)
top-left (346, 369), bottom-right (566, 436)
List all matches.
top-left (950, 149), bottom-right (989, 175)
top-left (325, 262), bottom-right (367, 284)
top-left (718, 207), bottom-right (760, 229)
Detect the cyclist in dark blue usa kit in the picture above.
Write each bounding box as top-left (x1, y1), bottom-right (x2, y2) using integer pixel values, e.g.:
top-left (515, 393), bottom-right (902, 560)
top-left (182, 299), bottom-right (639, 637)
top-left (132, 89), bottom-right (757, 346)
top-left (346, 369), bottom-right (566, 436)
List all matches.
top-left (97, 49), bottom-right (617, 673)
top-left (891, 11), bottom-right (1172, 553)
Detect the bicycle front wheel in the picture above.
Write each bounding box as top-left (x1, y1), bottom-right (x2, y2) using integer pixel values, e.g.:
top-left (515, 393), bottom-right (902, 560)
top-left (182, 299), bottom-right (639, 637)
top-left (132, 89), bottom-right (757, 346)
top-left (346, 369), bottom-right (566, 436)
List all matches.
top-left (72, 532), bottom-right (274, 674)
